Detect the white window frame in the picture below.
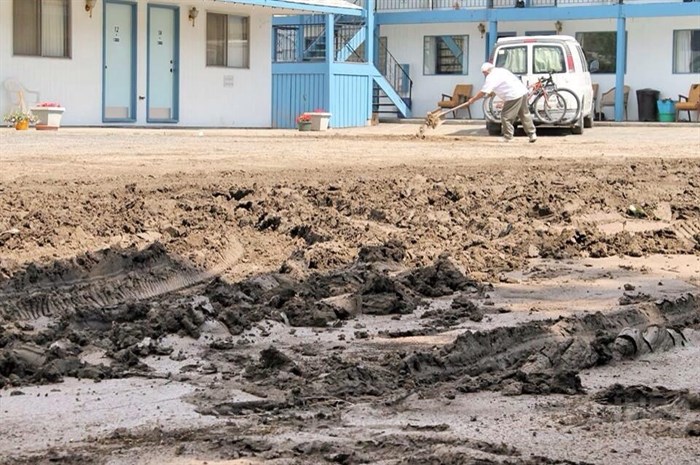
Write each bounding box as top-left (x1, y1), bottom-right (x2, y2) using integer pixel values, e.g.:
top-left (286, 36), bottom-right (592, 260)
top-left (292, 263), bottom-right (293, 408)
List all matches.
top-left (673, 29), bottom-right (700, 74)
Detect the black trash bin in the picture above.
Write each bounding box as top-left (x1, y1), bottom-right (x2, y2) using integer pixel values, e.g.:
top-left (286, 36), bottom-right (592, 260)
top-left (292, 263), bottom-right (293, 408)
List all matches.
top-left (637, 88), bottom-right (660, 122)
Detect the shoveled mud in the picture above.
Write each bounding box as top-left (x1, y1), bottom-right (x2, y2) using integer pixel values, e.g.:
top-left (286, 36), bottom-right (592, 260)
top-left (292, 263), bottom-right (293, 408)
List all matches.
top-left (1, 127), bottom-right (699, 465)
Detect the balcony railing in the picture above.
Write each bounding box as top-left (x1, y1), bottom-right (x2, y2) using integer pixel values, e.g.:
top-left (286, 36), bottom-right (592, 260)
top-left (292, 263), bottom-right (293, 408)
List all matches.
top-left (353, 0), bottom-right (686, 11)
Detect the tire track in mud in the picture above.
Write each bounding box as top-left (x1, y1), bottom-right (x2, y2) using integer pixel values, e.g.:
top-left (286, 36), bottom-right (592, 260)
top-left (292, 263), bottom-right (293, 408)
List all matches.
top-left (0, 241), bottom-right (244, 320)
top-left (672, 220), bottom-right (700, 246)
top-left (400, 294), bottom-right (700, 393)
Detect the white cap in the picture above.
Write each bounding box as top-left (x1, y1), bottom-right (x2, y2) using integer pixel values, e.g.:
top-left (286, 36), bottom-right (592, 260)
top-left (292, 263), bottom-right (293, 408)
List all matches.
top-left (481, 62), bottom-right (494, 73)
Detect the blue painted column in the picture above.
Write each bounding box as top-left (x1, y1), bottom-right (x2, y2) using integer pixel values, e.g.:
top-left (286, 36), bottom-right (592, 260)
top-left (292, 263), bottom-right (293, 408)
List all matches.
top-left (488, 21), bottom-right (498, 60)
top-left (365, 0), bottom-right (375, 63)
top-left (614, 15), bottom-right (626, 121)
top-left (366, 0), bottom-right (376, 121)
top-left (295, 20), bottom-right (304, 63)
top-left (326, 13), bottom-right (335, 114)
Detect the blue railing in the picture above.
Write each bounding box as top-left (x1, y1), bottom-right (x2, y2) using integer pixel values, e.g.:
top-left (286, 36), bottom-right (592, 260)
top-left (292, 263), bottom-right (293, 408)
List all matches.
top-left (369, 0), bottom-right (686, 10)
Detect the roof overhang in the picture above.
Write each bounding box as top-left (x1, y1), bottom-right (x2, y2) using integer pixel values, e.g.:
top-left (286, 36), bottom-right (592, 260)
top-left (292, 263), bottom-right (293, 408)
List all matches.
top-left (216, 0), bottom-right (364, 17)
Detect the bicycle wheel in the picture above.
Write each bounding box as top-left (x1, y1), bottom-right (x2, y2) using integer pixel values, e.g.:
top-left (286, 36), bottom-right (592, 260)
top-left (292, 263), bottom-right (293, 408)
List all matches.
top-left (483, 94), bottom-right (504, 121)
top-left (533, 92), bottom-right (567, 123)
top-left (555, 88), bottom-right (581, 124)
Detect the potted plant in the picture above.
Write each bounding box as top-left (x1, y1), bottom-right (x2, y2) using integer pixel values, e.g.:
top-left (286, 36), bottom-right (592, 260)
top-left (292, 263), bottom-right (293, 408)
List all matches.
top-left (306, 108), bottom-right (332, 131)
top-left (31, 102), bottom-right (65, 130)
top-left (296, 112), bottom-right (312, 131)
top-left (3, 109), bottom-right (37, 130)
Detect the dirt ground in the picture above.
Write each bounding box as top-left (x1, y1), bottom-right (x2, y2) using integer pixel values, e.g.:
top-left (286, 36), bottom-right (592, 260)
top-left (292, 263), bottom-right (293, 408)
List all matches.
top-left (0, 123), bottom-right (699, 465)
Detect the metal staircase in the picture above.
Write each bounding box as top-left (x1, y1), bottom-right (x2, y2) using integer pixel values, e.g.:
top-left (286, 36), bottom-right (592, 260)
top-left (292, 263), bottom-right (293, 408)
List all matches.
top-left (296, 17), bottom-right (412, 118)
top-left (372, 40), bottom-right (412, 118)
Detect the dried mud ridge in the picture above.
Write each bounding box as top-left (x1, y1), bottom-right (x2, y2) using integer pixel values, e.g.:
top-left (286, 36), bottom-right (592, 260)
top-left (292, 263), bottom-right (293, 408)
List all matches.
top-left (2, 159), bottom-right (699, 286)
top-left (1, 240), bottom-right (698, 397)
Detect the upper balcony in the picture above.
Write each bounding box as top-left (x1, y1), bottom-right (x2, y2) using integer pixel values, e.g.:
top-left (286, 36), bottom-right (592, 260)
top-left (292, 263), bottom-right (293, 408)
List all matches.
top-left (360, 0), bottom-right (695, 11)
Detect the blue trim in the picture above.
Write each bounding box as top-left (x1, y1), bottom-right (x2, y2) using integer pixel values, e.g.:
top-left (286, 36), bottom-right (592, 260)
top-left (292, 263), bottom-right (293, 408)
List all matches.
top-left (217, 0), bottom-right (363, 17)
top-left (147, 4), bottom-right (180, 124)
top-left (614, 16), bottom-right (626, 122)
top-left (296, 26), bottom-right (305, 62)
top-left (273, 62), bottom-right (327, 74)
top-left (375, 3), bottom-right (699, 25)
top-left (102, 0), bottom-right (137, 123)
top-left (487, 22), bottom-right (498, 59)
top-left (325, 14), bottom-right (334, 114)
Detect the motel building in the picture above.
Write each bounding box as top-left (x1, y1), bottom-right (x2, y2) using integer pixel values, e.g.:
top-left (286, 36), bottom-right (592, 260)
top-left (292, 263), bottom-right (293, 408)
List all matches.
top-left (0, 0), bottom-right (698, 129)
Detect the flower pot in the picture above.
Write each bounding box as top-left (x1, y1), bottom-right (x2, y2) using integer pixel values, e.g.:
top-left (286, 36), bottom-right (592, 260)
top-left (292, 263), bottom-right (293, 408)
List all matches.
top-left (15, 120), bottom-right (29, 130)
top-left (307, 112), bottom-right (331, 131)
top-left (298, 121), bottom-right (312, 132)
top-left (31, 106), bottom-right (65, 130)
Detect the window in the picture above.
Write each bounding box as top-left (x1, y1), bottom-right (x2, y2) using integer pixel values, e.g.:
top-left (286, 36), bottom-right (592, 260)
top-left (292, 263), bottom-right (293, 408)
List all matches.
top-left (274, 26), bottom-right (297, 63)
top-left (575, 31), bottom-right (624, 74)
top-left (533, 45), bottom-right (565, 73)
top-left (495, 46), bottom-right (527, 74)
top-left (207, 13), bottom-right (249, 68)
top-left (673, 30), bottom-right (700, 74)
top-left (13, 0), bottom-right (70, 58)
top-left (423, 35), bottom-right (468, 75)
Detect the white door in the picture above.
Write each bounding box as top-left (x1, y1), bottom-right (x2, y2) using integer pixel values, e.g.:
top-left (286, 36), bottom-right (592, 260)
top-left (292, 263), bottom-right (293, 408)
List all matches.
top-left (103, 1), bottom-right (136, 122)
top-left (148, 5), bottom-right (179, 122)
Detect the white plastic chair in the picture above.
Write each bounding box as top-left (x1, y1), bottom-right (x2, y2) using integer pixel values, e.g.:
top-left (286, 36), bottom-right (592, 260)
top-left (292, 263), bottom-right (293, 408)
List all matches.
top-left (3, 78), bottom-right (40, 112)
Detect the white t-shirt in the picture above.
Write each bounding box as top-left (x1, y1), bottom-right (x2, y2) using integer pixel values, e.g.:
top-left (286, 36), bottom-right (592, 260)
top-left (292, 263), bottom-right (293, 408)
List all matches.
top-left (481, 67), bottom-right (528, 101)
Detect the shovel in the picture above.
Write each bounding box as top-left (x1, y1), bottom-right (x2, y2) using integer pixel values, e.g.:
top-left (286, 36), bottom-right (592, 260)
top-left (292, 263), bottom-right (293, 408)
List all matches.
top-left (424, 99), bottom-right (474, 129)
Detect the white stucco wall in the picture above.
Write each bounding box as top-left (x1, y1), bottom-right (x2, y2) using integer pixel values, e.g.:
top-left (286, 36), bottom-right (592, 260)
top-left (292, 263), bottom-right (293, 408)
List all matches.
top-left (381, 17), bottom-right (700, 120)
top-left (0, 0), bottom-right (272, 127)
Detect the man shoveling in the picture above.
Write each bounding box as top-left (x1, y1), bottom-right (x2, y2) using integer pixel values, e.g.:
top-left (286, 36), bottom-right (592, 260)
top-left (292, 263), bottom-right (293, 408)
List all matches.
top-left (466, 62), bottom-right (537, 143)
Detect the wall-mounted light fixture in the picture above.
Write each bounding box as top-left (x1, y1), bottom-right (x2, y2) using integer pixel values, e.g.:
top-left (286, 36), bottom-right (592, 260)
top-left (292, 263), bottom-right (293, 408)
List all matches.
top-left (477, 23), bottom-right (486, 39)
top-left (85, 0), bottom-right (96, 18)
top-left (188, 7), bottom-right (199, 27)
top-left (554, 20), bottom-right (563, 34)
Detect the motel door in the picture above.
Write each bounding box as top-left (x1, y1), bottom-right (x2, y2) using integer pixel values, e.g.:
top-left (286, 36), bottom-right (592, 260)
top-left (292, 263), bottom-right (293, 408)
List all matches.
top-left (147, 5), bottom-right (179, 122)
top-left (103, 1), bottom-right (136, 122)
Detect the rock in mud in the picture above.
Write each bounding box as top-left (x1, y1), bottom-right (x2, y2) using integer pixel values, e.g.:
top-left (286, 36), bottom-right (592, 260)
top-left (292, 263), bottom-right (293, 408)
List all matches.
top-left (398, 255), bottom-right (476, 298)
top-left (594, 384), bottom-right (694, 408)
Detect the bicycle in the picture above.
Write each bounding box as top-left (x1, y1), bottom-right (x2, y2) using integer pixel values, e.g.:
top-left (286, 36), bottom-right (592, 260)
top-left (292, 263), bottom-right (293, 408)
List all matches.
top-left (483, 72), bottom-right (581, 125)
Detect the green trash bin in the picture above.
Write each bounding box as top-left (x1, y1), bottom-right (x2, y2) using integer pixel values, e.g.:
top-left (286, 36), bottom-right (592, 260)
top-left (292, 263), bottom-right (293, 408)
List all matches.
top-left (657, 99), bottom-right (675, 122)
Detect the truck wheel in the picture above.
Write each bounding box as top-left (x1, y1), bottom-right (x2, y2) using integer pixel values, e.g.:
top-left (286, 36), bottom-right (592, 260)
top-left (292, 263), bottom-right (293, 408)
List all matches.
top-left (572, 112), bottom-right (584, 135)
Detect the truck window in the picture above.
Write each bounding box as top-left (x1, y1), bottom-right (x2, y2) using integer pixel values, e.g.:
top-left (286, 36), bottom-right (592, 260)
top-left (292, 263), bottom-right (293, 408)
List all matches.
top-left (495, 46), bottom-right (527, 74)
top-left (533, 45), bottom-right (565, 73)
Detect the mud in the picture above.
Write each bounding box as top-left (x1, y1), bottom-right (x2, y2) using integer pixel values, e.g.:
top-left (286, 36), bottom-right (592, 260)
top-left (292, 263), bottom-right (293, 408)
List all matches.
top-left (1, 126), bottom-right (699, 464)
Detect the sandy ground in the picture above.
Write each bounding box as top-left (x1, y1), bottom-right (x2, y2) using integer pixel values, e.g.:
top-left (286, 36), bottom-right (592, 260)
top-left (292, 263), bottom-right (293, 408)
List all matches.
top-left (0, 123), bottom-right (699, 465)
